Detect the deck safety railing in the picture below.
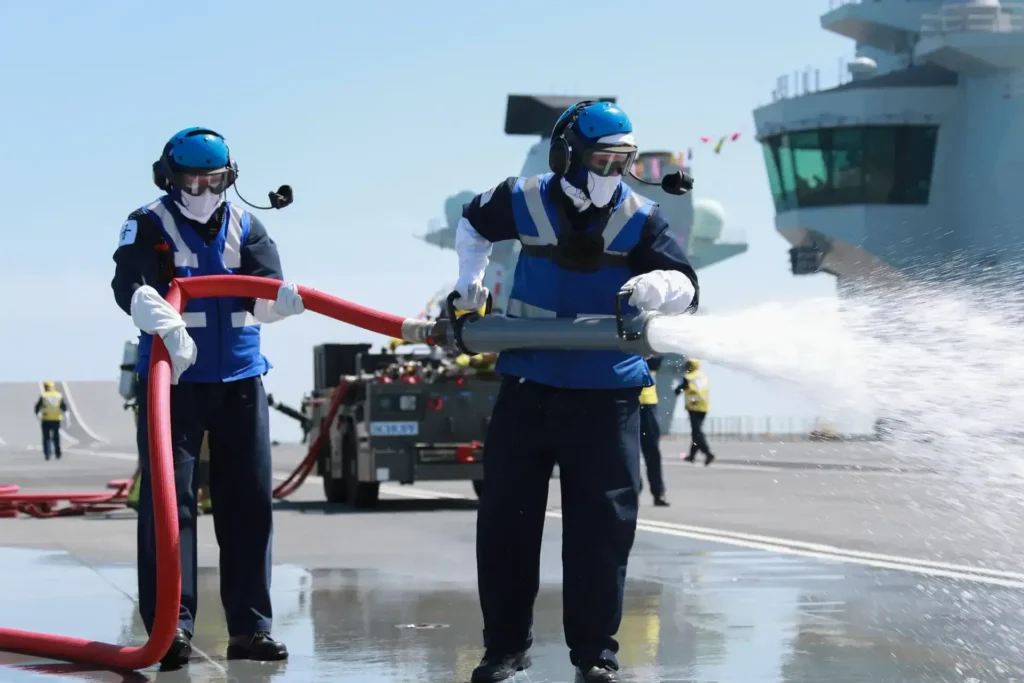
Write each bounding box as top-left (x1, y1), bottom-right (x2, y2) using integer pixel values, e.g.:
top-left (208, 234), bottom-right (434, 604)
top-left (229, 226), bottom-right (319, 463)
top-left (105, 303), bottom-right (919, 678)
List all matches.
top-left (666, 415), bottom-right (875, 441)
top-left (921, 3), bottom-right (1024, 35)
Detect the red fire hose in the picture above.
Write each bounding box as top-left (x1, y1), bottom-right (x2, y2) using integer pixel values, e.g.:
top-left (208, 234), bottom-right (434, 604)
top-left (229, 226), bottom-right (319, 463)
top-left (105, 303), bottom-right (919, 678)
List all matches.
top-left (272, 379), bottom-right (350, 500)
top-left (0, 275), bottom-right (409, 670)
top-left (0, 479), bottom-right (132, 519)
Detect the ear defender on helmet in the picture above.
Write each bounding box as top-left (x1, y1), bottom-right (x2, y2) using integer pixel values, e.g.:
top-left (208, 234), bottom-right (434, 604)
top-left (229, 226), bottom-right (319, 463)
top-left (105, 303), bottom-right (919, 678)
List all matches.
top-left (152, 159), bottom-right (168, 191)
top-left (548, 100), bottom-right (597, 176)
top-left (548, 137), bottom-right (571, 176)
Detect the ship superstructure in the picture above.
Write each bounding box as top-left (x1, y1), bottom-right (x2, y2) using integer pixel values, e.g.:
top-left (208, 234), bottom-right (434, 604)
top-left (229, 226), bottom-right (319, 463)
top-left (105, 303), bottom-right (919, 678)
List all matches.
top-left (754, 0), bottom-right (1024, 285)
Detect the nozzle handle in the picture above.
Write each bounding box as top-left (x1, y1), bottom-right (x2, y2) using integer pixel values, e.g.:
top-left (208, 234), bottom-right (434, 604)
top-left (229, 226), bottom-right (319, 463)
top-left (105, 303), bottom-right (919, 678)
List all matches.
top-left (445, 290), bottom-right (493, 355)
top-left (615, 286), bottom-right (641, 342)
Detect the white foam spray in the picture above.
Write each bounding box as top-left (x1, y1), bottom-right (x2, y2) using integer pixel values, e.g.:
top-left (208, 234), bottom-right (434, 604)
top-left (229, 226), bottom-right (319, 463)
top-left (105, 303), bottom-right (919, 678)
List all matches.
top-left (647, 272), bottom-right (1024, 530)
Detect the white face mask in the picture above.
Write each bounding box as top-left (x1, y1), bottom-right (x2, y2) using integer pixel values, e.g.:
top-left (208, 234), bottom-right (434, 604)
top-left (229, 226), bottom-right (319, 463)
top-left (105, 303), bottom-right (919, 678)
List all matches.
top-left (175, 190), bottom-right (225, 224)
top-left (587, 172), bottom-right (621, 208)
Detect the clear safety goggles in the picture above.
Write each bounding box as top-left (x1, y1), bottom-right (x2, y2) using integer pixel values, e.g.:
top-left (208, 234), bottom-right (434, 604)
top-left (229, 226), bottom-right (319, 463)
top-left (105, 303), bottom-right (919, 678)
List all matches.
top-left (582, 146), bottom-right (637, 177)
top-left (172, 168), bottom-right (234, 196)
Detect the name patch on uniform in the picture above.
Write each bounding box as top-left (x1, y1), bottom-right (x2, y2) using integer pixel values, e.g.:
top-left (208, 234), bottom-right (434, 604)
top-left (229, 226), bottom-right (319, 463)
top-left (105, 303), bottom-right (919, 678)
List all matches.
top-left (118, 220), bottom-right (138, 247)
top-left (369, 421), bottom-right (419, 437)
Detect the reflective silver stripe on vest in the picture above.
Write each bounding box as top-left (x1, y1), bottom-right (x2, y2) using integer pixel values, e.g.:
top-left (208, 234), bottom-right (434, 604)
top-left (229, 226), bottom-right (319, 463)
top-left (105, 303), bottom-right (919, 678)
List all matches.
top-left (231, 311), bottom-right (259, 327)
top-left (519, 177), bottom-right (558, 246)
top-left (506, 298), bottom-right (557, 318)
top-left (222, 204), bottom-right (245, 269)
top-left (506, 298), bottom-right (611, 319)
top-left (181, 311), bottom-right (258, 328)
top-left (147, 200), bottom-right (199, 268)
top-left (519, 178), bottom-right (647, 254)
top-left (602, 191), bottom-right (646, 255)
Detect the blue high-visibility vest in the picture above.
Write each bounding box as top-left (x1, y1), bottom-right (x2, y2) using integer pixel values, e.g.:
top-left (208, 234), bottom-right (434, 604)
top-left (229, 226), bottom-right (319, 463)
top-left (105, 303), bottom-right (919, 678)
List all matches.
top-left (497, 173), bottom-right (655, 389)
top-left (135, 196), bottom-right (270, 383)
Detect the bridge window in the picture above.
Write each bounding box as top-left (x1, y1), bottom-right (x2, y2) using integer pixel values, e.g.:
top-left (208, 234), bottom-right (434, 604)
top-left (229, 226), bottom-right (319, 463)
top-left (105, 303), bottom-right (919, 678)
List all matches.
top-left (777, 135), bottom-right (797, 211)
top-left (760, 125), bottom-right (938, 211)
top-left (761, 143), bottom-right (787, 211)
top-left (791, 131), bottom-right (830, 207)
top-left (830, 128), bottom-right (864, 205)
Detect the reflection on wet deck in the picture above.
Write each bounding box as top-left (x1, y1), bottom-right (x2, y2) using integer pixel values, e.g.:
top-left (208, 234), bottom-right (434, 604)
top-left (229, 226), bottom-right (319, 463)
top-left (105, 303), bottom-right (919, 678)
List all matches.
top-left (0, 544), bottom-right (1020, 682)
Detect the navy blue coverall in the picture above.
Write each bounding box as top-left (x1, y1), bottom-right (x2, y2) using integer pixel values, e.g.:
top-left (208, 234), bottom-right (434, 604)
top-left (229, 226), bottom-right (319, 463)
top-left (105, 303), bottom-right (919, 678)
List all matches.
top-left (463, 177), bottom-right (699, 670)
top-left (111, 200), bottom-right (282, 639)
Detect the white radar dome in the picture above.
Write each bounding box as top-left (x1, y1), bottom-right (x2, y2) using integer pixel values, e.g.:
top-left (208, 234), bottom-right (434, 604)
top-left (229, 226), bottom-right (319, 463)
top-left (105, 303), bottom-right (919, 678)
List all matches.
top-left (691, 198), bottom-right (725, 242)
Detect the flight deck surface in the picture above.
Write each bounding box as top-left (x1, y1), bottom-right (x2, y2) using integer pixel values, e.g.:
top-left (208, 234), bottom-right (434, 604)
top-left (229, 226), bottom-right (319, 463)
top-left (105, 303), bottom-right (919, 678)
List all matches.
top-left (0, 439), bottom-right (1019, 682)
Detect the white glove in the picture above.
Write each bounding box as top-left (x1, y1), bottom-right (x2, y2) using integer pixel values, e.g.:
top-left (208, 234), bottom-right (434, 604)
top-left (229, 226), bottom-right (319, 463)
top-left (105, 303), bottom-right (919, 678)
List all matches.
top-left (130, 286), bottom-right (197, 384)
top-left (253, 282), bottom-right (305, 323)
top-left (624, 270), bottom-right (696, 314)
top-left (274, 282), bottom-right (304, 316)
top-left (453, 279), bottom-right (489, 311)
top-left (162, 327), bottom-right (198, 384)
top-left (453, 217), bottom-right (492, 311)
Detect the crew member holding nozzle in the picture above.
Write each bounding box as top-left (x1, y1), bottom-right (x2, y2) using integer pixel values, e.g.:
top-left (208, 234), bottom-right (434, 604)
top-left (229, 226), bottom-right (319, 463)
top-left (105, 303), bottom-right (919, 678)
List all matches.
top-left (452, 101), bottom-right (699, 682)
top-left (110, 127), bottom-right (303, 670)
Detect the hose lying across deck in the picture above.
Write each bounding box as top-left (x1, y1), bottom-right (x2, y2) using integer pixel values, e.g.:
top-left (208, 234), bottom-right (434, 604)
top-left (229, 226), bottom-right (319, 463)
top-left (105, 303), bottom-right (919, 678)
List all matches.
top-left (0, 276), bottom-right (412, 670)
top-left (0, 480), bottom-right (132, 519)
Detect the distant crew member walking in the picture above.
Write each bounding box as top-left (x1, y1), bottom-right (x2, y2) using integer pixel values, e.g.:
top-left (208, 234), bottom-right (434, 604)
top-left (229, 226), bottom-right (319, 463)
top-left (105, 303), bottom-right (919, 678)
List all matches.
top-left (639, 358), bottom-right (669, 506)
top-left (34, 381), bottom-right (67, 461)
top-left (675, 359), bottom-right (714, 465)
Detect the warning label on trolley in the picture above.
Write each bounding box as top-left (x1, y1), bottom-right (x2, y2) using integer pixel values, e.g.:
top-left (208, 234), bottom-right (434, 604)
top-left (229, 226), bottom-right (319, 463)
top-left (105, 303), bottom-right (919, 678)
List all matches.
top-left (369, 421), bottom-right (419, 437)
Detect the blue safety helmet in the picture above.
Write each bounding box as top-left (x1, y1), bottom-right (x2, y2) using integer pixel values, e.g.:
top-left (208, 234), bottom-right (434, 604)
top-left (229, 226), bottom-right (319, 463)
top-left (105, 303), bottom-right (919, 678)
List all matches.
top-left (548, 101), bottom-right (637, 179)
top-left (152, 127), bottom-right (238, 197)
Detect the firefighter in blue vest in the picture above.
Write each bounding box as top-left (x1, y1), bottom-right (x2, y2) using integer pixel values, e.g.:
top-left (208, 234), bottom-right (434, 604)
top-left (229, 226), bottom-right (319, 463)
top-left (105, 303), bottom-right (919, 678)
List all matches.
top-left (453, 101), bottom-right (699, 683)
top-left (110, 127), bottom-right (302, 669)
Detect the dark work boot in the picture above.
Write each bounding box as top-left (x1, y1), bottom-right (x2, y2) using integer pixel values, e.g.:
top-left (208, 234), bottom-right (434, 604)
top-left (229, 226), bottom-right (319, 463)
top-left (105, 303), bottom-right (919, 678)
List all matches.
top-left (575, 659), bottom-right (621, 682)
top-left (159, 629), bottom-right (192, 670)
top-left (226, 631), bottom-right (289, 661)
top-left (653, 494), bottom-right (670, 507)
top-left (704, 453), bottom-right (715, 466)
top-left (470, 650), bottom-right (532, 682)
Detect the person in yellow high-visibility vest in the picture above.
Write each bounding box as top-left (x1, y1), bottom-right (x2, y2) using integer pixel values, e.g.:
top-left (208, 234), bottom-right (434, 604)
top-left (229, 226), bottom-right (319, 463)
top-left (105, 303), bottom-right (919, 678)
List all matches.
top-left (639, 359), bottom-right (668, 506)
top-left (454, 352), bottom-right (498, 372)
top-left (674, 359), bottom-right (714, 466)
top-left (34, 381), bottom-right (67, 461)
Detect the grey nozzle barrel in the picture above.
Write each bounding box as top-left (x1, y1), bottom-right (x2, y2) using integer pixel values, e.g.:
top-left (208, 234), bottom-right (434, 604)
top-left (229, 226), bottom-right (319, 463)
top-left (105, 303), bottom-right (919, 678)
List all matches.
top-left (457, 313), bottom-right (659, 356)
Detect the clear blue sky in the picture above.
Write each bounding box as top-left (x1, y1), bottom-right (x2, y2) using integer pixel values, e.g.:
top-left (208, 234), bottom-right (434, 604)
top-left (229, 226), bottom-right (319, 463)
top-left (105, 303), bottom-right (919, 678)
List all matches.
top-left (0, 0), bottom-right (856, 439)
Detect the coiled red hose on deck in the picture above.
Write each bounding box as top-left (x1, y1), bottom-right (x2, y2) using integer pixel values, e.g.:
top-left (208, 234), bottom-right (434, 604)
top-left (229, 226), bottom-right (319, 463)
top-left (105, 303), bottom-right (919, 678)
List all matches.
top-left (0, 275), bottom-right (410, 670)
top-left (0, 479), bottom-right (131, 519)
